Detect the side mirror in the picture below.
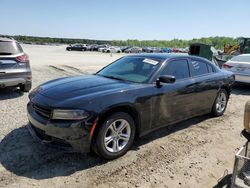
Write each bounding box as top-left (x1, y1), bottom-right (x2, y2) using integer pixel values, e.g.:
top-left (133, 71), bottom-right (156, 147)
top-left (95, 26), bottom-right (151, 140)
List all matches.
top-left (156, 75), bottom-right (176, 87)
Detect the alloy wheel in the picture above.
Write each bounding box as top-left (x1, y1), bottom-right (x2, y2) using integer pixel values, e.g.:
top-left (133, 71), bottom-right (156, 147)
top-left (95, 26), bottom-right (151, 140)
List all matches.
top-left (104, 119), bottom-right (131, 153)
top-left (216, 92), bottom-right (227, 113)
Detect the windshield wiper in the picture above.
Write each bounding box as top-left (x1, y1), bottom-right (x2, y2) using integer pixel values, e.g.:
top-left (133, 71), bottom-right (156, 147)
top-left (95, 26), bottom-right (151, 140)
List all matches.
top-left (99, 75), bottom-right (126, 81)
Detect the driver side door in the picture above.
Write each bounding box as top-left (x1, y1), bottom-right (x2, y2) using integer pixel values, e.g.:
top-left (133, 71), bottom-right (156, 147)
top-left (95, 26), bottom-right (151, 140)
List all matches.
top-left (151, 58), bottom-right (195, 128)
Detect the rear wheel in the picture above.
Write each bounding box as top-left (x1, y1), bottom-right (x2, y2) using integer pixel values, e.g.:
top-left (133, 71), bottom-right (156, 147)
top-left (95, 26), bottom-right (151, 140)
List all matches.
top-left (95, 112), bottom-right (135, 159)
top-left (20, 83), bottom-right (32, 92)
top-left (211, 89), bottom-right (228, 116)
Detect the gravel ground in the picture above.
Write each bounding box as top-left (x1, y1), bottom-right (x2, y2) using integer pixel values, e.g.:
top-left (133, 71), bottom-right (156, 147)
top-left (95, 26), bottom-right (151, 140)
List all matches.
top-left (0, 44), bottom-right (250, 188)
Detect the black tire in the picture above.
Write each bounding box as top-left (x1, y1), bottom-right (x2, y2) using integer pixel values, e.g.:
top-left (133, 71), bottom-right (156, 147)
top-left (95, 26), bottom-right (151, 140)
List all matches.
top-left (20, 83), bottom-right (32, 92)
top-left (211, 89), bottom-right (228, 117)
top-left (95, 112), bottom-right (135, 160)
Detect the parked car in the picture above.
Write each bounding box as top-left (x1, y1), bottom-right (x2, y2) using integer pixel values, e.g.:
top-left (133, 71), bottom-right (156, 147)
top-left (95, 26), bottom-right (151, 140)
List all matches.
top-left (66, 44), bottom-right (88, 51)
top-left (88, 44), bottom-right (98, 51)
top-left (222, 54), bottom-right (250, 84)
top-left (103, 46), bottom-right (121, 53)
top-left (171, 48), bottom-right (181, 53)
top-left (124, 47), bottom-right (143, 53)
top-left (121, 46), bottom-right (132, 53)
top-left (0, 37), bottom-right (32, 92)
top-left (98, 45), bottom-right (109, 52)
top-left (161, 47), bottom-right (172, 53)
top-left (143, 47), bottom-right (163, 53)
top-left (27, 54), bottom-right (234, 159)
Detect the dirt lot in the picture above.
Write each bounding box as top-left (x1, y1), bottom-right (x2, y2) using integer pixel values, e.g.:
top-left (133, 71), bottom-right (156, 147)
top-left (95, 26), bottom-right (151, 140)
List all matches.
top-left (0, 44), bottom-right (249, 188)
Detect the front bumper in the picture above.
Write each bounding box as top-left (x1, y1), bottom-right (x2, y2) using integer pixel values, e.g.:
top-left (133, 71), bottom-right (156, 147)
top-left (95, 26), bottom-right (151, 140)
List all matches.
top-left (27, 102), bottom-right (92, 153)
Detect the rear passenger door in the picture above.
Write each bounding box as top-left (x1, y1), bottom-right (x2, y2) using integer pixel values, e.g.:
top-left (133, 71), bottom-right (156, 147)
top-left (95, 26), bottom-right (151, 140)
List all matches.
top-left (188, 58), bottom-right (219, 114)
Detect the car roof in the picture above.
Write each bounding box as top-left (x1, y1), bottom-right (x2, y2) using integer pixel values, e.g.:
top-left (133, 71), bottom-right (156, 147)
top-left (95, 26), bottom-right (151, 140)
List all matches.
top-left (0, 37), bottom-right (15, 42)
top-left (236, 54), bottom-right (250, 57)
top-left (127, 53), bottom-right (206, 61)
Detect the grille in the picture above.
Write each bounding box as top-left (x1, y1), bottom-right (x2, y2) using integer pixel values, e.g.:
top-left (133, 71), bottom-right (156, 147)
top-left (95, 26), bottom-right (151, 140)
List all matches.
top-left (32, 103), bottom-right (52, 118)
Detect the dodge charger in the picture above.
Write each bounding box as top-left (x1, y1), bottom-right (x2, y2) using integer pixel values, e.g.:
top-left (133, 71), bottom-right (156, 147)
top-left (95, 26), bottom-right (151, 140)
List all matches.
top-left (27, 54), bottom-right (235, 159)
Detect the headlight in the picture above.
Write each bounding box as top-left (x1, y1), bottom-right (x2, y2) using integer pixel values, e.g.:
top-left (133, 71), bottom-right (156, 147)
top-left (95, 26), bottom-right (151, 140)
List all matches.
top-left (244, 101), bottom-right (250, 132)
top-left (52, 109), bottom-right (89, 120)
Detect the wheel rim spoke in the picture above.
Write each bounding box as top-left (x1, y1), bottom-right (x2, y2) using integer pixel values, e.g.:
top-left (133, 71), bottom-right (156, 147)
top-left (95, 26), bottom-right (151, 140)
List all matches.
top-left (105, 136), bottom-right (113, 146)
top-left (112, 140), bottom-right (119, 152)
top-left (119, 133), bottom-right (129, 141)
top-left (117, 120), bottom-right (127, 133)
top-left (110, 123), bottom-right (117, 133)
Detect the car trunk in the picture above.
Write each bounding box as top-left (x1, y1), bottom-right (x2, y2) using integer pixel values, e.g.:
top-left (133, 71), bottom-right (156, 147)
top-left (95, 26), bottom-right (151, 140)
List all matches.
top-left (228, 61), bottom-right (250, 75)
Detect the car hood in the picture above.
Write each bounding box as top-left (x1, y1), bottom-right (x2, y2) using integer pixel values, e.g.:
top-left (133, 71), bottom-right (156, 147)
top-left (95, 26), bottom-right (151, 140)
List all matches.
top-left (37, 74), bottom-right (135, 101)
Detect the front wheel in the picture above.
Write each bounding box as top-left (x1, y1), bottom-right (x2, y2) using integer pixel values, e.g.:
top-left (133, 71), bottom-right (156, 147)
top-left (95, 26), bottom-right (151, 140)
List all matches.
top-left (211, 89), bottom-right (228, 116)
top-left (95, 112), bottom-right (135, 159)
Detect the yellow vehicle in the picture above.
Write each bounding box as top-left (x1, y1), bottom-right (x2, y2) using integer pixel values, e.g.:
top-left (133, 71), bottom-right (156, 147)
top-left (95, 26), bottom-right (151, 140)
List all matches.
top-left (224, 37), bottom-right (250, 55)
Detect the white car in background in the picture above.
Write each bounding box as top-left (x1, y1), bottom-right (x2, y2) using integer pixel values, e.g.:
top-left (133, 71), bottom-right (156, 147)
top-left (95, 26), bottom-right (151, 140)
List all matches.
top-left (98, 45), bottom-right (109, 52)
top-left (222, 54), bottom-right (250, 84)
top-left (103, 46), bottom-right (121, 53)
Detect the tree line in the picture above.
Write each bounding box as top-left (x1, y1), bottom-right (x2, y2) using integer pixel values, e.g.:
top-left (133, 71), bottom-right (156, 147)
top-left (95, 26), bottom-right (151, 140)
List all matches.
top-left (2, 35), bottom-right (239, 49)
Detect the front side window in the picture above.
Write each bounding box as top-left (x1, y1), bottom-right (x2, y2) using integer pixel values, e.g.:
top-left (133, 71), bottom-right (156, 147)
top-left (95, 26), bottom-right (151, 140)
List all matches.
top-left (97, 57), bottom-right (162, 83)
top-left (160, 59), bottom-right (190, 80)
top-left (190, 60), bottom-right (209, 76)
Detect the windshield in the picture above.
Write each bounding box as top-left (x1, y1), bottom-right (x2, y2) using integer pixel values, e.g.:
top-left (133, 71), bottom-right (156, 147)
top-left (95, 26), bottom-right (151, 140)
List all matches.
top-left (97, 56), bottom-right (162, 83)
top-left (231, 55), bottom-right (250, 63)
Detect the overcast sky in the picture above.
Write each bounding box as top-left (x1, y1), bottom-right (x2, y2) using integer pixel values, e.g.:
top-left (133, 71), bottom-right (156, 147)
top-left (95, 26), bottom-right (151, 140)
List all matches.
top-left (1, 0), bottom-right (250, 40)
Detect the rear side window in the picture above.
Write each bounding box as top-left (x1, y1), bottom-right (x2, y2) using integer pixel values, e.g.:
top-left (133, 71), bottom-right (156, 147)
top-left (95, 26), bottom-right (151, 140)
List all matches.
top-left (0, 41), bottom-right (23, 55)
top-left (190, 60), bottom-right (209, 76)
top-left (207, 64), bottom-right (214, 73)
top-left (161, 59), bottom-right (190, 80)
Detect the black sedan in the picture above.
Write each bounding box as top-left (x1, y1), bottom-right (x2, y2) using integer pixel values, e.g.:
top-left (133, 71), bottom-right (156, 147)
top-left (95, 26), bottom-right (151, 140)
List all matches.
top-left (66, 44), bottom-right (88, 51)
top-left (27, 54), bottom-right (235, 159)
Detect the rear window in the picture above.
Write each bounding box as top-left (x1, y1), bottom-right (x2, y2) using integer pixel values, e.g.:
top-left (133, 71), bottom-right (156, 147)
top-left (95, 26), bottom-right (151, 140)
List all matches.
top-left (231, 55), bottom-right (250, 63)
top-left (190, 60), bottom-right (209, 76)
top-left (0, 41), bottom-right (23, 55)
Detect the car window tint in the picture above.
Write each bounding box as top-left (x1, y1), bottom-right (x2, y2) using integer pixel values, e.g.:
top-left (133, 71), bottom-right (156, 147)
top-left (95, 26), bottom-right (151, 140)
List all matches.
top-left (190, 60), bottom-right (209, 76)
top-left (161, 59), bottom-right (189, 80)
top-left (207, 64), bottom-right (214, 73)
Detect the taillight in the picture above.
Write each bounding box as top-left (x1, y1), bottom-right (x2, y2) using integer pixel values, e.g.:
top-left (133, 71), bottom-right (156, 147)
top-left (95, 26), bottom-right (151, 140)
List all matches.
top-left (222, 63), bottom-right (233, 69)
top-left (16, 53), bottom-right (29, 63)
